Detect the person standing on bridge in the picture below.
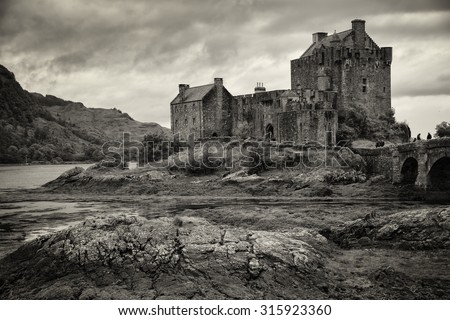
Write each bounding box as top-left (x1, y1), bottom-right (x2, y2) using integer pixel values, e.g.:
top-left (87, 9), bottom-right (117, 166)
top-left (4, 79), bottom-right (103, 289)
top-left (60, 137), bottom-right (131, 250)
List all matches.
top-left (427, 132), bottom-right (432, 140)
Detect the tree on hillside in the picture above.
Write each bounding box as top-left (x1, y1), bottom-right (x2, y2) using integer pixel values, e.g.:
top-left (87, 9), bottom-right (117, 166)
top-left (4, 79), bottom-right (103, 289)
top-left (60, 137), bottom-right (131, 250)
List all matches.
top-left (39, 146), bottom-right (55, 161)
top-left (32, 150), bottom-right (45, 161)
top-left (143, 132), bottom-right (171, 163)
top-left (61, 143), bottom-right (74, 161)
top-left (392, 121), bottom-right (411, 143)
top-left (6, 145), bottom-right (20, 162)
top-left (18, 147), bottom-right (29, 161)
top-left (34, 127), bottom-right (50, 141)
top-left (435, 121), bottom-right (450, 138)
top-left (336, 105), bottom-right (369, 141)
top-left (92, 149), bottom-right (105, 162)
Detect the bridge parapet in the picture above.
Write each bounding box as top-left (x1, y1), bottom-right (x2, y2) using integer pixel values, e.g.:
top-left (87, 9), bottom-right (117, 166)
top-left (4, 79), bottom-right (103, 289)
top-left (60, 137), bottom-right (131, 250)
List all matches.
top-left (423, 137), bottom-right (450, 149)
top-left (397, 142), bottom-right (417, 153)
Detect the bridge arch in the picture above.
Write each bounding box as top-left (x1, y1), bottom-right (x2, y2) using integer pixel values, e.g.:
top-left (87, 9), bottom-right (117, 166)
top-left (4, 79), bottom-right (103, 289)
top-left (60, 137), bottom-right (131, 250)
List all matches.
top-left (400, 157), bottom-right (418, 184)
top-left (428, 156), bottom-right (450, 190)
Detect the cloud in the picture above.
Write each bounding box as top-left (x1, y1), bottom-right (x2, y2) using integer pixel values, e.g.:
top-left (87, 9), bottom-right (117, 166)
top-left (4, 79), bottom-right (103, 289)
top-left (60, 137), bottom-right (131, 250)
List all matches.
top-left (394, 95), bottom-right (450, 136)
top-left (437, 73), bottom-right (450, 82)
top-left (0, 0), bottom-right (449, 133)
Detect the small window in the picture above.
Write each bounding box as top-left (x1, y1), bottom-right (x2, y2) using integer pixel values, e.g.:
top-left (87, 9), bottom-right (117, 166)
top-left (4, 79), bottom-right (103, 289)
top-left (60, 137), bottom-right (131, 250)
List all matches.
top-left (362, 86), bottom-right (367, 93)
top-left (362, 78), bottom-right (367, 85)
top-left (383, 87), bottom-right (386, 93)
top-left (175, 120), bottom-right (178, 127)
top-left (192, 117), bottom-right (196, 124)
top-left (184, 118), bottom-right (188, 126)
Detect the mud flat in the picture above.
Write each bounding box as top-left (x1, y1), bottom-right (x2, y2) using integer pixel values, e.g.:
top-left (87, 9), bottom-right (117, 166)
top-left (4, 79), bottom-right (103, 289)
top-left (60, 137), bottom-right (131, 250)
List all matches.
top-left (1, 192), bottom-right (449, 299)
top-left (1, 165), bottom-right (449, 299)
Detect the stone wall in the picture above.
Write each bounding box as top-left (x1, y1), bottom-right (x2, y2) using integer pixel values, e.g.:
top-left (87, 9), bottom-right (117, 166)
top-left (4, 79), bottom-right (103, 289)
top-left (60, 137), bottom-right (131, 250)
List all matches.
top-left (353, 147), bottom-right (393, 178)
top-left (202, 86), bottom-right (234, 138)
top-left (290, 24), bottom-right (392, 120)
top-left (233, 89), bottom-right (337, 144)
top-left (341, 54), bottom-right (391, 118)
top-left (278, 111), bottom-right (298, 142)
top-left (171, 101), bottom-right (203, 139)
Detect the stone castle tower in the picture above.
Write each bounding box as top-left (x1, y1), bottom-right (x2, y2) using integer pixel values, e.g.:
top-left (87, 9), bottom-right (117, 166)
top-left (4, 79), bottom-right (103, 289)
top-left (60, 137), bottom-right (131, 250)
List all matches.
top-left (290, 19), bottom-right (392, 117)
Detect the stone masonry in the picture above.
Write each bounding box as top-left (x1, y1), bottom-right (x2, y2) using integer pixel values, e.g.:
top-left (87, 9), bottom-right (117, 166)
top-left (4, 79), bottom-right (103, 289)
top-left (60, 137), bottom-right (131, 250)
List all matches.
top-left (170, 19), bottom-right (391, 145)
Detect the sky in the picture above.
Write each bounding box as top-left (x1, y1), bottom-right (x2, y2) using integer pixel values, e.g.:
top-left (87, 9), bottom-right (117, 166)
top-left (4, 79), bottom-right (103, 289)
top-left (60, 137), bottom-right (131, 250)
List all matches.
top-left (1, 0), bottom-right (449, 136)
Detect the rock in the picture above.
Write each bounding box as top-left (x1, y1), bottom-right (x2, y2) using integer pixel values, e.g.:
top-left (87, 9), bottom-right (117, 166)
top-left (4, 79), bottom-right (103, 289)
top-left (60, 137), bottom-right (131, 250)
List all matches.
top-left (368, 175), bottom-right (387, 184)
top-left (0, 215), bottom-right (326, 299)
top-left (59, 166), bottom-right (85, 179)
top-left (42, 167), bottom-right (86, 188)
top-left (322, 207), bottom-right (450, 250)
top-left (338, 148), bottom-right (366, 171)
top-left (377, 223), bottom-right (399, 240)
top-left (222, 170), bottom-right (265, 183)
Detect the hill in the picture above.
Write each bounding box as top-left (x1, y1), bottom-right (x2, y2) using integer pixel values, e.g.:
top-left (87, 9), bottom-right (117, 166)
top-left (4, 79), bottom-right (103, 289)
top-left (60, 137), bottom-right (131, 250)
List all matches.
top-left (0, 64), bottom-right (171, 164)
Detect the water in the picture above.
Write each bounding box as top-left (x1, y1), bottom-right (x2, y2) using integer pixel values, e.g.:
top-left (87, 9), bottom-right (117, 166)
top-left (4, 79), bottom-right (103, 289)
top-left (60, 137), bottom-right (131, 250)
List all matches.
top-left (0, 164), bottom-right (443, 261)
top-left (0, 164), bottom-right (93, 190)
top-left (0, 201), bottom-right (118, 258)
top-left (0, 164), bottom-right (97, 258)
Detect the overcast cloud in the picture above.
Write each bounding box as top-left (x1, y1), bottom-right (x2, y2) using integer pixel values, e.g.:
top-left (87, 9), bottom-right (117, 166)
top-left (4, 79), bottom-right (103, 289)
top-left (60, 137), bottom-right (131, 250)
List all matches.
top-left (1, 0), bottom-right (449, 136)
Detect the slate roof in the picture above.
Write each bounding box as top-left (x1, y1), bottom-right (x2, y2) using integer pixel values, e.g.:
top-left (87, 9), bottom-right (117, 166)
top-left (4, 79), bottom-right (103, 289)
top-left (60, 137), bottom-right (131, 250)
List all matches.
top-left (300, 29), bottom-right (353, 58)
top-left (171, 84), bottom-right (214, 104)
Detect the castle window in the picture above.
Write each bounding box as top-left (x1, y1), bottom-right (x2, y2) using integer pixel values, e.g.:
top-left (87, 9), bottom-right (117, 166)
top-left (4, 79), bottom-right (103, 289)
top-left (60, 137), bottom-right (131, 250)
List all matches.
top-left (175, 120), bottom-right (178, 127)
top-left (320, 52), bottom-right (325, 65)
top-left (383, 87), bottom-right (386, 93)
top-left (362, 78), bottom-right (368, 93)
top-left (192, 117), bottom-right (196, 124)
top-left (184, 118), bottom-right (188, 126)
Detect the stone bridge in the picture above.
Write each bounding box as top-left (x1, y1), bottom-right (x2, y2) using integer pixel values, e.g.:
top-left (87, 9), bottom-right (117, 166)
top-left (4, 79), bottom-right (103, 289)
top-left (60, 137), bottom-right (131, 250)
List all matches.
top-left (354, 138), bottom-right (450, 190)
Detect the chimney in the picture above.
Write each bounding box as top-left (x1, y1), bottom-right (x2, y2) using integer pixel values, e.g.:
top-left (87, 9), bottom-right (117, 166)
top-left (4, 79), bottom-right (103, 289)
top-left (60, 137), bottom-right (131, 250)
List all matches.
top-left (178, 84), bottom-right (189, 101)
top-left (313, 32), bottom-right (328, 43)
top-left (254, 82), bottom-right (266, 93)
top-left (214, 78), bottom-right (223, 87)
top-left (351, 19), bottom-right (366, 49)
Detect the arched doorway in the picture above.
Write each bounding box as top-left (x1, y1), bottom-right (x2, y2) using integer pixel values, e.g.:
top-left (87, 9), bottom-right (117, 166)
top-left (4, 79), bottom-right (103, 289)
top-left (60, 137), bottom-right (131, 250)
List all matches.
top-left (400, 157), bottom-right (418, 184)
top-left (265, 124), bottom-right (274, 141)
top-left (428, 157), bottom-right (450, 190)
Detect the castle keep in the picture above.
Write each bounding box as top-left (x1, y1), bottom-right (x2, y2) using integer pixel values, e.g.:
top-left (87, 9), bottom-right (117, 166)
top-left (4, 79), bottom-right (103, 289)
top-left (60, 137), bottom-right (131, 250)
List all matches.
top-left (170, 19), bottom-right (392, 144)
top-left (291, 19), bottom-right (392, 117)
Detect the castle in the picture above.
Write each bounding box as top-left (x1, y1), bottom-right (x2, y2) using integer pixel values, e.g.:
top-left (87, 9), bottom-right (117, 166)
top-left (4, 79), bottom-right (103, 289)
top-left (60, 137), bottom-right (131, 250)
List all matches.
top-left (170, 19), bottom-right (392, 145)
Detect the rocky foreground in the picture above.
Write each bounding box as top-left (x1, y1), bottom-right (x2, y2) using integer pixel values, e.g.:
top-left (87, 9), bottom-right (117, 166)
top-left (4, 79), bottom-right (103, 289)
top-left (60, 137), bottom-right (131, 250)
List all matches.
top-left (1, 208), bottom-right (450, 299)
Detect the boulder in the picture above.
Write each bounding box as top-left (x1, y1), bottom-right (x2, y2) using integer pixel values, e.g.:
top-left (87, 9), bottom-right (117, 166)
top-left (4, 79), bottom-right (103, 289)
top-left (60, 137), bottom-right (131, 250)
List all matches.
top-left (322, 207), bottom-right (450, 250)
top-left (0, 216), bottom-right (326, 299)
